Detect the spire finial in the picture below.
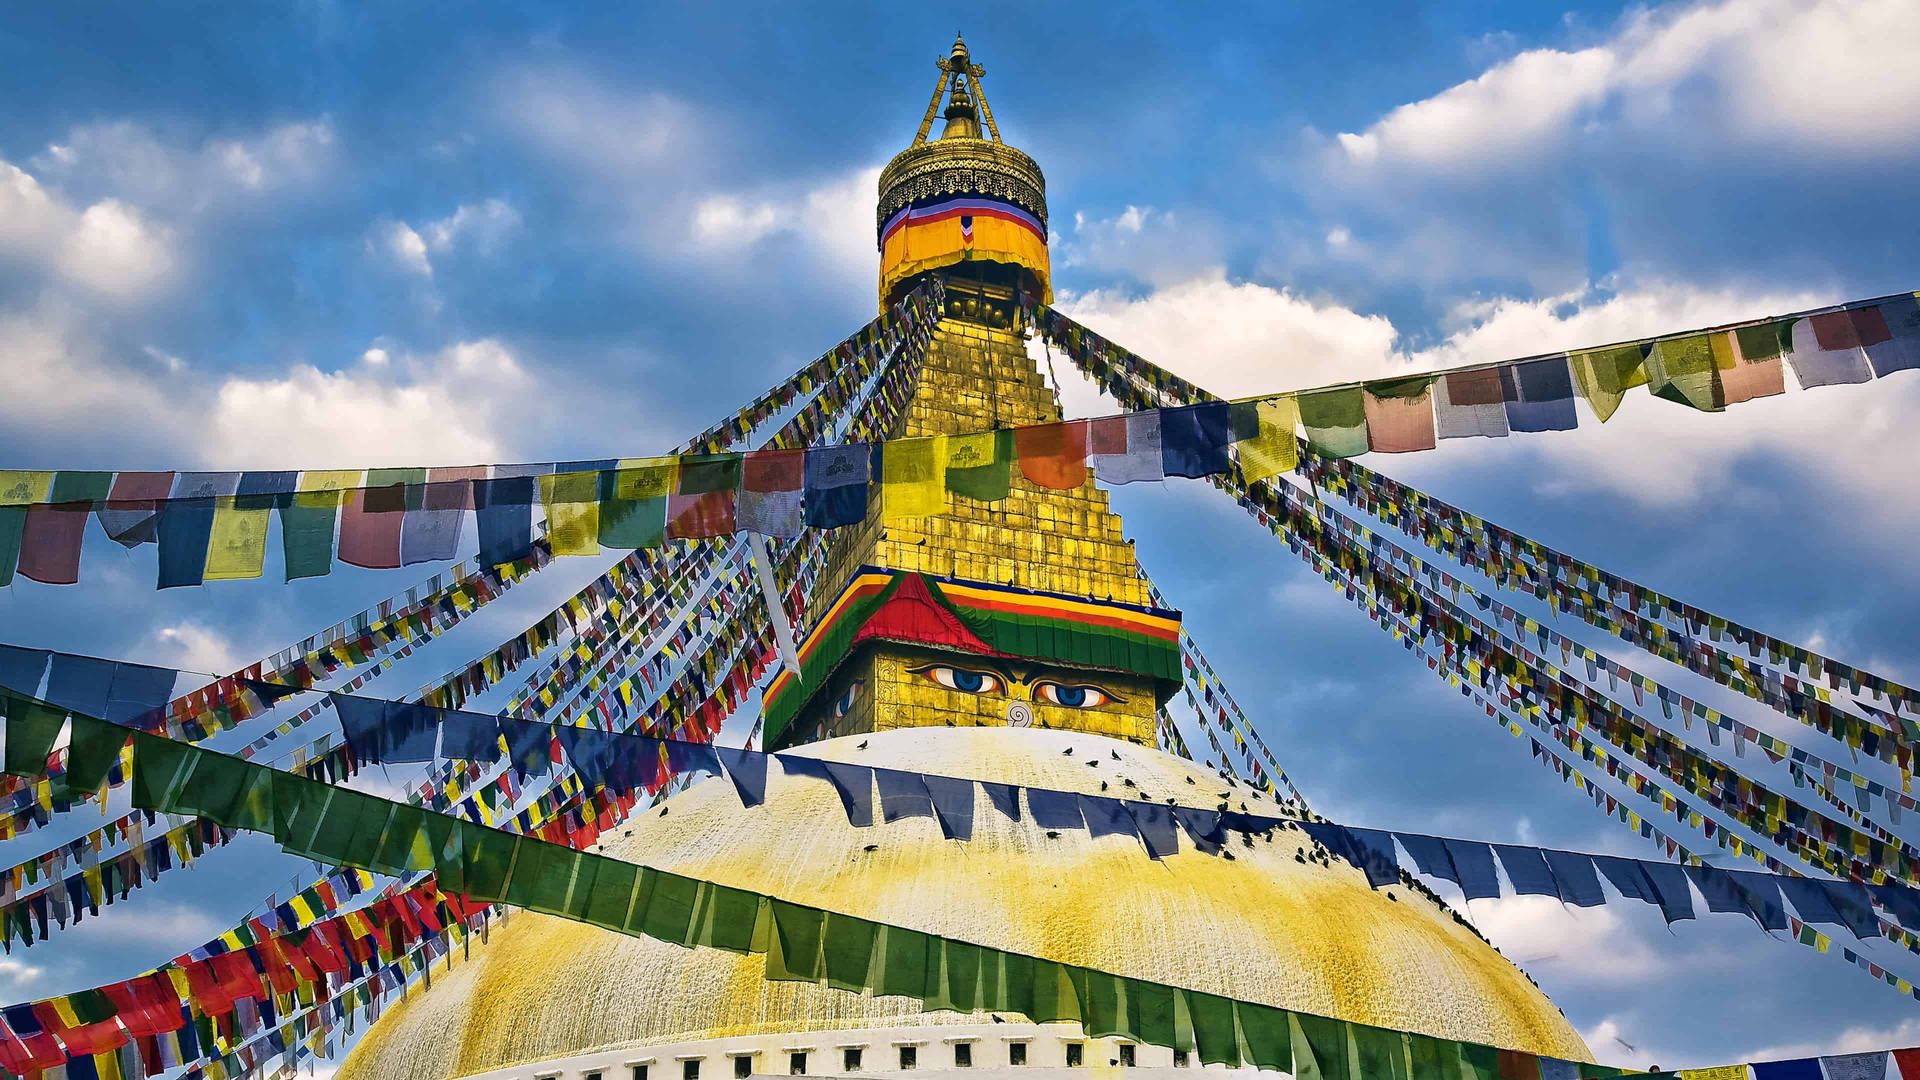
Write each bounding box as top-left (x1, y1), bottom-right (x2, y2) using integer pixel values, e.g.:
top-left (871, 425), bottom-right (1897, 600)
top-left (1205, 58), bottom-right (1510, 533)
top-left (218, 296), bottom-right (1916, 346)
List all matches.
top-left (910, 32), bottom-right (1000, 147)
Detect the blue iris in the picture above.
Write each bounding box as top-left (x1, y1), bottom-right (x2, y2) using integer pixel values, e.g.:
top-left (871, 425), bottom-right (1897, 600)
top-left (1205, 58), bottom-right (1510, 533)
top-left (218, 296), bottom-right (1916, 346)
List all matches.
top-left (952, 669), bottom-right (985, 692)
top-left (1053, 685), bottom-right (1087, 707)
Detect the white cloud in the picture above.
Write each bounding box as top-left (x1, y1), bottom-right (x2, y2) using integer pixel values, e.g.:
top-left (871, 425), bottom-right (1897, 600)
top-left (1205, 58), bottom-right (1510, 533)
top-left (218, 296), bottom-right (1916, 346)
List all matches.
top-left (1056, 204), bottom-right (1227, 288)
top-left (376, 219), bottom-right (433, 276)
top-left (1471, 895), bottom-right (1672, 984)
top-left (1335, 46), bottom-right (1616, 172)
top-left (206, 339), bottom-right (533, 467)
top-left (1054, 273), bottom-right (1403, 408)
top-left (141, 622), bottom-right (246, 675)
top-left (0, 161), bottom-right (174, 300)
top-left (30, 118), bottom-right (337, 211)
top-left (420, 198), bottom-right (521, 255)
top-left (1332, 0), bottom-right (1920, 175)
top-left (1300, 0), bottom-right (1920, 294)
top-left (680, 166), bottom-right (880, 282)
top-left (1743, 1017), bottom-right (1920, 1066)
top-left (0, 958), bottom-right (42, 994)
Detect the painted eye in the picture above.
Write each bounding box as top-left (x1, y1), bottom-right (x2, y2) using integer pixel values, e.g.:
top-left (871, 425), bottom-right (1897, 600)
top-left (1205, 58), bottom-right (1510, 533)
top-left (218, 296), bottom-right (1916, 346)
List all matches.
top-left (1034, 682), bottom-right (1120, 709)
top-left (910, 665), bottom-right (1005, 695)
top-left (832, 680), bottom-right (865, 719)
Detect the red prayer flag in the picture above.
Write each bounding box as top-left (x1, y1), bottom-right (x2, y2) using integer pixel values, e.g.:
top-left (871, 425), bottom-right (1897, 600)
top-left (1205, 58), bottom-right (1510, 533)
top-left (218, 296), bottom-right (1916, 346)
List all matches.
top-left (17, 502), bottom-right (91, 584)
top-left (1014, 420), bottom-right (1089, 490)
top-left (667, 490), bottom-right (736, 539)
top-left (743, 448), bottom-right (804, 492)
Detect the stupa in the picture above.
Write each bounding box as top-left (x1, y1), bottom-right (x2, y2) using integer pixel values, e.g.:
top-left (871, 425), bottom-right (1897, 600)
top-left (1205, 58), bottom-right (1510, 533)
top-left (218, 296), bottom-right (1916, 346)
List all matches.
top-left (338, 37), bottom-right (1588, 1080)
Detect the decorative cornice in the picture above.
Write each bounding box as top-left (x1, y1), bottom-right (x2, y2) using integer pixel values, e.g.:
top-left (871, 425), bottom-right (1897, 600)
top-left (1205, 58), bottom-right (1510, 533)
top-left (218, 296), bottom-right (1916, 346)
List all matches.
top-left (876, 139), bottom-right (1047, 239)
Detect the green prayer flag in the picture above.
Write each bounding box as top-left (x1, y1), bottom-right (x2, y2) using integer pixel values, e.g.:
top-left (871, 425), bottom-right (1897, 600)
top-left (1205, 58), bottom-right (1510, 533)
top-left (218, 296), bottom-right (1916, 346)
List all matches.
top-left (1568, 345), bottom-right (1647, 423)
top-left (1029, 961), bottom-right (1084, 1025)
top-left (823, 912), bottom-right (879, 991)
top-left (944, 938), bottom-right (983, 1013)
top-left (1082, 969), bottom-right (1127, 1040)
top-left (1130, 980), bottom-right (1176, 1052)
top-left (1734, 320), bottom-right (1793, 364)
top-left (1291, 1013), bottom-right (1351, 1080)
top-left (598, 468), bottom-right (668, 550)
top-left (766, 899), bottom-right (825, 982)
top-left (368, 804), bottom-right (427, 877)
top-left (461, 820), bottom-right (518, 903)
top-left (1458, 1041), bottom-right (1500, 1080)
top-left (1644, 335), bottom-right (1722, 411)
top-left (1298, 387), bottom-right (1370, 458)
top-left (1352, 1023), bottom-right (1409, 1080)
top-left (945, 430), bottom-right (1014, 502)
top-left (698, 883), bottom-right (759, 953)
top-left (643, 870), bottom-right (700, 946)
top-left (61, 714), bottom-right (128, 796)
top-left (1236, 1002), bottom-right (1292, 1071)
top-left (1187, 991), bottom-right (1240, 1067)
top-left (1408, 1034), bottom-right (1464, 1080)
top-left (875, 924), bottom-right (932, 999)
top-left (5, 694), bottom-right (67, 777)
top-left (1365, 375), bottom-right (1438, 399)
top-left (564, 854), bottom-right (608, 922)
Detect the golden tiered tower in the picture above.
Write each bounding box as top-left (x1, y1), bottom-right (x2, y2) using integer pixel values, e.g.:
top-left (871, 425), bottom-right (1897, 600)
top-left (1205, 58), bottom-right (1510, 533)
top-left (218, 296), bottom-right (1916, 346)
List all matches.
top-left (336, 39), bottom-right (1589, 1080)
top-left (772, 35), bottom-right (1169, 749)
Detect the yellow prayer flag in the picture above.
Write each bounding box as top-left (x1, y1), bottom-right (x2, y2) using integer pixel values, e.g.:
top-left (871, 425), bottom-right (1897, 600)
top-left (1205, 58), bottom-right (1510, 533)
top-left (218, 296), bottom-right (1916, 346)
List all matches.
top-left (613, 457), bottom-right (678, 500)
top-left (1237, 396), bottom-right (1301, 482)
top-left (205, 496), bottom-right (270, 580)
top-left (881, 435), bottom-right (947, 521)
top-left (0, 471), bottom-right (53, 505)
top-left (294, 469), bottom-right (362, 507)
top-left (539, 471), bottom-right (602, 557)
top-left (1568, 345), bottom-right (1647, 423)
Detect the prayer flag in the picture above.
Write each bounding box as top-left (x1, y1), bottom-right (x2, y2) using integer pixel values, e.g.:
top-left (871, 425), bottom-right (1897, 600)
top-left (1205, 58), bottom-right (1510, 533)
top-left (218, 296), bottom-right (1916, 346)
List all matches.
top-left (1087, 411), bottom-right (1164, 485)
top-left (401, 466), bottom-right (484, 565)
top-left (737, 449), bottom-right (804, 538)
top-left (1159, 403), bottom-right (1238, 478)
top-left (1015, 421), bottom-right (1089, 489)
top-left (1718, 330), bottom-right (1786, 405)
top-left (539, 466), bottom-right (607, 557)
top-left (1568, 345), bottom-right (1647, 423)
top-left (1433, 370), bottom-right (1510, 439)
top-left (18, 472), bottom-right (109, 585)
top-left (1362, 377), bottom-right (1437, 453)
top-left (1788, 314), bottom-right (1873, 388)
top-left (204, 495), bottom-right (270, 581)
top-left (803, 444), bottom-right (869, 528)
top-left (668, 455), bottom-right (741, 539)
top-left (1643, 336), bottom-right (1721, 412)
top-left (0, 471), bottom-right (54, 587)
top-left (158, 473), bottom-right (239, 588)
top-left (879, 436), bottom-right (947, 521)
top-left (944, 430), bottom-right (1014, 501)
top-left (1298, 388), bottom-right (1370, 457)
top-left (1865, 296), bottom-right (1920, 376)
top-left (477, 465), bottom-right (546, 567)
top-left (95, 470), bottom-right (173, 551)
top-left (1500, 357), bottom-right (1578, 431)
top-left (599, 458), bottom-right (674, 549)
top-left (1236, 396), bottom-right (1301, 482)
top-left (340, 468), bottom-right (424, 569)
top-left (281, 470), bottom-right (358, 581)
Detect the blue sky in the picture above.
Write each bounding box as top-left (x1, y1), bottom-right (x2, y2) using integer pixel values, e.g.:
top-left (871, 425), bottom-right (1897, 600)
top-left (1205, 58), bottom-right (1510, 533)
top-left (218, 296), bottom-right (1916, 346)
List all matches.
top-left (3, 0), bottom-right (1919, 1071)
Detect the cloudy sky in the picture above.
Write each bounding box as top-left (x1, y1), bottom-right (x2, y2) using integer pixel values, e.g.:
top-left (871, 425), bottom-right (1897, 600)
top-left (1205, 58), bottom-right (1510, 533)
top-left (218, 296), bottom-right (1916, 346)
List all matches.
top-left (3, 0), bottom-right (1919, 1071)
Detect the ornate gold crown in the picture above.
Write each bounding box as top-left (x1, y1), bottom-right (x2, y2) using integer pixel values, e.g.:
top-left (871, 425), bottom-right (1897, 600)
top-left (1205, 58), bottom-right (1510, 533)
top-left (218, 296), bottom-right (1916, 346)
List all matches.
top-left (875, 34), bottom-right (1048, 245)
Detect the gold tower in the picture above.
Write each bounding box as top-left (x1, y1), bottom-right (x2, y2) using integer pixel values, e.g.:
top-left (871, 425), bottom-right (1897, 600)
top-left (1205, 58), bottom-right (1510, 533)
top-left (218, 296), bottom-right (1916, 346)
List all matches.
top-left (769, 36), bottom-right (1171, 751)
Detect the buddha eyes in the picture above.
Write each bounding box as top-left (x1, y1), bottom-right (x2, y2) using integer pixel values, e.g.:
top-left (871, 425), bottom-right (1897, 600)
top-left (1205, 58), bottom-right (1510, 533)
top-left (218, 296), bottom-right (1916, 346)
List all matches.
top-left (1034, 682), bottom-right (1120, 709)
top-left (905, 665), bottom-right (1120, 708)
top-left (832, 680), bottom-right (864, 718)
top-left (909, 665), bottom-right (1006, 695)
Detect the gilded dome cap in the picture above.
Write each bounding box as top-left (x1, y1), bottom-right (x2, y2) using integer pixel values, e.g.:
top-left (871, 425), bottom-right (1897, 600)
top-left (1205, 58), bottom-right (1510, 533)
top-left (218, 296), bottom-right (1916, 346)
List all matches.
top-left (877, 35), bottom-right (1050, 306)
